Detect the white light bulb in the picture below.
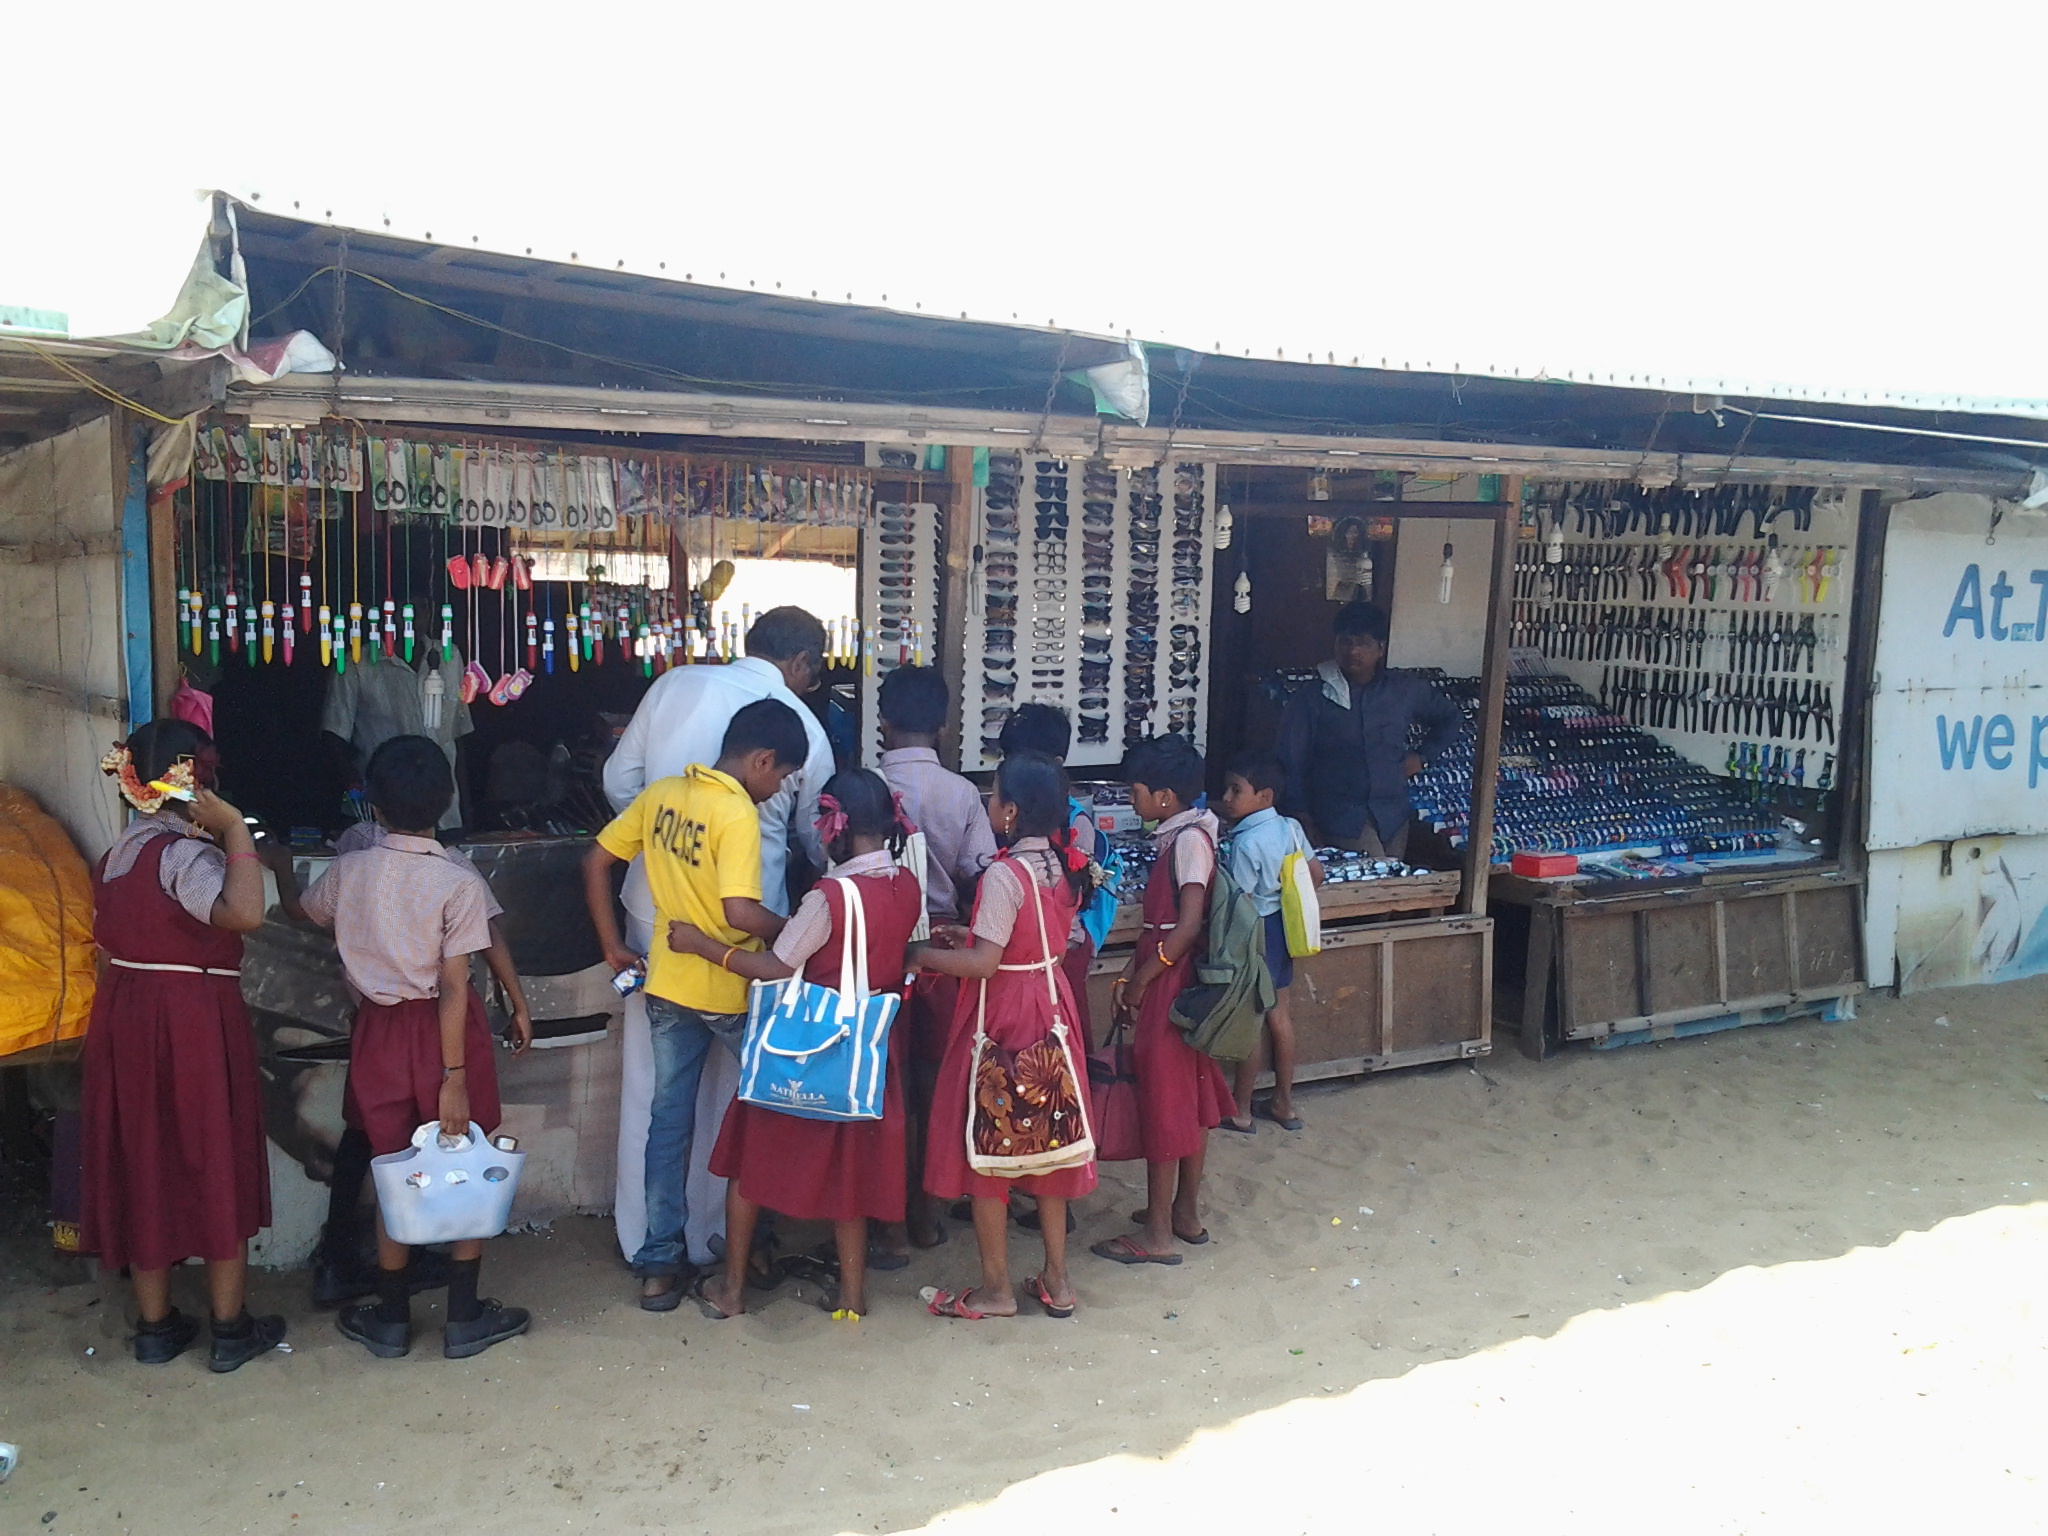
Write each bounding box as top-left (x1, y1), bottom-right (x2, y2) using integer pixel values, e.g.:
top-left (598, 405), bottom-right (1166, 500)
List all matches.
top-left (1438, 541), bottom-right (1455, 604)
top-left (1215, 504), bottom-right (1234, 551)
top-left (1233, 570), bottom-right (1252, 613)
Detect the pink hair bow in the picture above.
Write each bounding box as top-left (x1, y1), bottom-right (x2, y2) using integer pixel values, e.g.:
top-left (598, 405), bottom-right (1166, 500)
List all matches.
top-left (891, 790), bottom-right (919, 838)
top-left (814, 793), bottom-right (849, 845)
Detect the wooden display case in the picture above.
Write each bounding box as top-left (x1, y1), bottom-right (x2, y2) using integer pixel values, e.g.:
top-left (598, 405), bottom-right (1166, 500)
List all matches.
top-left (1492, 866), bottom-right (1865, 1053)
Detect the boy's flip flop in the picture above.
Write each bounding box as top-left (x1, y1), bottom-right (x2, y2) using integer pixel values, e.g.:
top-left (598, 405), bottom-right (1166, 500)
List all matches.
top-left (1090, 1235), bottom-right (1183, 1266)
top-left (1255, 1103), bottom-right (1305, 1132)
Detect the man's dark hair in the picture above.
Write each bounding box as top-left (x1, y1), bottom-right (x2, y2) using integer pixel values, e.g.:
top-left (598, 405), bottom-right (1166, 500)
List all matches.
top-left (719, 697), bottom-right (809, 768)
top-left (1333, 600), bottom-right (1390, 643)
top-left (745, 606), bottom-right (827, 664)
top-left (999, 702), bottom-right (1071, 762)
top-left (1124, 733), bottom-right (1205, 805)
top-left (1225, 750), bottom-right (1285, 797)
top-left (366, 734), bottom-right (454, 832)
top-left (878, 665), bottom-right (949, 735)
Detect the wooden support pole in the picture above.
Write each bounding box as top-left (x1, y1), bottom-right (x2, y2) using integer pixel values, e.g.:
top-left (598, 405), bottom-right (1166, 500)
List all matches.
top-left (1458, 487), bottom-right (1520, 916)
top-left (937, 446), bottom-right (977, 768)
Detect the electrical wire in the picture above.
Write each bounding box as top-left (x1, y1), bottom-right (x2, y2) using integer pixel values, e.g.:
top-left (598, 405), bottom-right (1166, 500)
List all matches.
top-left (17, 340), bottom-right (187, 426)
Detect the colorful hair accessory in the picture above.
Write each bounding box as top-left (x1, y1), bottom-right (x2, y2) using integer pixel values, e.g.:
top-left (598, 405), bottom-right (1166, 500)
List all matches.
top-left (101, 743), bottom-right (199, 813)
top-left (1054, 821), bottom-right (1091, 873)
top-left (814, 793), bottom-right (849, 847)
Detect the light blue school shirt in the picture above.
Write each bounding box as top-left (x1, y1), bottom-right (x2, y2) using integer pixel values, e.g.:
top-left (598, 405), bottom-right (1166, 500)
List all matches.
top-left (1224, 806), bottom-right (1313, 917)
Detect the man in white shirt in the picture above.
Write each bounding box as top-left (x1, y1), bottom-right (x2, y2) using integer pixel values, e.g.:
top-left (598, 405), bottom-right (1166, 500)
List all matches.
top-left (600, 606), bottom-right (834, 1272)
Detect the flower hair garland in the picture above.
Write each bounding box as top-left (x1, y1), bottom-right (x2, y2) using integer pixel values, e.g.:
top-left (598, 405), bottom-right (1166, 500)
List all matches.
top-left (100, 743), bottom-right (197, 814)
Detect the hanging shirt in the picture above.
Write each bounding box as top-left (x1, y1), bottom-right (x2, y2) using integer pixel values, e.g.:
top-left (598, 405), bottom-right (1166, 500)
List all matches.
top-left (596, 765), bottom-right (764, 1014)
top-left (320, 649), bottom-right (473, 832)
top-left (602, 656), bottom-right (831, 921)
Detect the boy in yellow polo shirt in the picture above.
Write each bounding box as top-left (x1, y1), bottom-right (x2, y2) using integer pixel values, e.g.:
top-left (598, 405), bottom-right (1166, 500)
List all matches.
top-left (582, 698), bottom-right (810, 1310)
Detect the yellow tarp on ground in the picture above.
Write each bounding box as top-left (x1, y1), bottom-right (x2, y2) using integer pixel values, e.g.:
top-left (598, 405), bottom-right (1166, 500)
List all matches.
top-left (0, 784), bottom-right (95, 1061)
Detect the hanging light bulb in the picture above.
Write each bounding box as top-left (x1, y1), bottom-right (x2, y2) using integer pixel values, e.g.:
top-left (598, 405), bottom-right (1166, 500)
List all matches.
top-left (1233, 569), bottom-right (1252, 613)
top-left (422, 664), bottom-right (445, 730)
top-left (1544, 518), bottom-right (1564, 565)
top-left (1359, 541), bottom-right (1375, 591)
top-left (1307, 472), bottom-right (1331, 502)
top-left (1438, 534), bottom-right (1455, 604)
top-left (1215, 504), bottom-right (1234, 550)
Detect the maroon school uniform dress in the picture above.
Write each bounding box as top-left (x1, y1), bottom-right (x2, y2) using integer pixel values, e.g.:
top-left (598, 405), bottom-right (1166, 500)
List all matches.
top-left (923, 849), bottom-right (1099, 1205)
top-left (1131, 822), bottom-right (1237, 1162)
top-left (79, 834), bottom-right (270, 1270)
top-left (711, 867), bottom-right (922, 1222)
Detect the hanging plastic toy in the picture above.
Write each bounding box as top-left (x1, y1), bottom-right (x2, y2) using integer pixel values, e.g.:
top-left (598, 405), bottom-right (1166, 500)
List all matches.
top-left (578, 600), bottom-right (594, 663)
top-left (260, 600), bottom-right (276, 664)
top-left (331, 612), bottom-right (348, 674)
top-left (318, 603), bottom-right (333, 667)
top-left (542, 617), bottom-right (556, 674)
top-left (462, 659), bottom-right (491, 705)
top-left (638, 621), bottom-right (653, 677)
top-left (526, 611), bottom-right (539, 671)
top-left (280, 603), bottom-right (295, 666)
top-left (380, 599), bottom-right (396, 659)
top-left (347, 601), bottom-right (364, 664)
top-left (206, 603), bottom-right (222, 665)
top-left (298, 571), bottom-right (314, 632)
top-left (188, 590), bottom-right (205, 655)
top-left (565, 609), bottom-right (581, 672)
top-left (402, 603), bottom-right (416, 663)
top-left (440, 603), bottom-right (455, 663)
top-left (243, 606), bottom-right (258, 665)
top-left (616, 604), bottom-right (632, 665)
top-left (177, 587), bottom-right (192, 650)
top-left (225, 586), bottom-right (241, 654)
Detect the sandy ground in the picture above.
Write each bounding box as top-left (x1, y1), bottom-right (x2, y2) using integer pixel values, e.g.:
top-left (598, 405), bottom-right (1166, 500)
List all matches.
top-left (3, 978), bottom-right (2046, 1536)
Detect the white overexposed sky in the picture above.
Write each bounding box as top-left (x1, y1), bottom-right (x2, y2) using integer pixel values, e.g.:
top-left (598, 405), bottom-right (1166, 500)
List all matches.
top-left (8, 1), bottom-right (2045, 409)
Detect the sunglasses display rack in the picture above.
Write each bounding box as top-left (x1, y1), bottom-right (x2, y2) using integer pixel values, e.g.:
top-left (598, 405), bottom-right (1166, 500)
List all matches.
top-left (1403, 671), bottom-right (1786, 865)
top-left (859, 499), bottom-right (943, 757)
top-left (1508, 481), bottom-right (1858, 786)
top-left (966, 456), bottom-right (1215, 770)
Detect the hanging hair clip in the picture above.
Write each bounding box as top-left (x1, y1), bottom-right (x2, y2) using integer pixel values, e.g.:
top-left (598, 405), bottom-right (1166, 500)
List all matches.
top-left (1054, 821), bottom-right (1091, 873)
top-left (813, 793), bottom-right (849, 846)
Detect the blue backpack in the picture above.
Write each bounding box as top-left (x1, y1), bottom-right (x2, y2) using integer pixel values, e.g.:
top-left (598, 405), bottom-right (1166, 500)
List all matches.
top-left (1069, 797), bottom-right (1125, 952)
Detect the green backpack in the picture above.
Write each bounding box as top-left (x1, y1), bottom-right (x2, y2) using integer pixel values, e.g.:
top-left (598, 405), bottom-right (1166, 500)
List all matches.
top-left (1170, 857), bottom-right (1277, 1063)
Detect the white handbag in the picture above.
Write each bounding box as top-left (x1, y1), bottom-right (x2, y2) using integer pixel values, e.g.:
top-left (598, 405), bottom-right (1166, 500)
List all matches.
top-left (964, 861), bottom-right (1096, 1177)
top-left (370, 1120), bottom-right (525, 1245)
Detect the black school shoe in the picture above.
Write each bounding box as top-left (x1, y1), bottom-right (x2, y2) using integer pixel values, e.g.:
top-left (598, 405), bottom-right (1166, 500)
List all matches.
top-left (336, 1303), bottom-right (412, 1359)
top-left (312, 1247), bottom-right (455, 1310)
top-left (134, 1308), bottom-right (200, 1365)
top-left (443, 1299), bottom-right (530, 1360)
top-left (209, 1312), bottom-right (288, 1373)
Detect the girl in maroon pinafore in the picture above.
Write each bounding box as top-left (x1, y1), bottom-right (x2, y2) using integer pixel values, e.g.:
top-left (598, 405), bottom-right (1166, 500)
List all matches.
top-left (1091, 734), bottom-right (1236, 1269)
top-left (675, 769), bottom-right (922, 1319)
top-left (910, 750), bottom-right (1097, 1320)
top-left (80, 721), bottom-right (287, 1370)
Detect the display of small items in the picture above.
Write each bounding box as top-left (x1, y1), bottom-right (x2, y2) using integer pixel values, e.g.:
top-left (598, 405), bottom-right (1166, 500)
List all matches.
top-left (1507, 478), bottom-right (1854, 789)
top-left (1404, 673), bottom-right (1784, 864)
top-left (860, 499), bottom-right (943, 755)
top-left (976, 452), bottom-right (1024, 762)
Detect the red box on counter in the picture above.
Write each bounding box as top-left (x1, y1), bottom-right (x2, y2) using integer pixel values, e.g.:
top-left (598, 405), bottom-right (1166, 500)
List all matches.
top-left (1511, 851), bottom-right (1579, 878)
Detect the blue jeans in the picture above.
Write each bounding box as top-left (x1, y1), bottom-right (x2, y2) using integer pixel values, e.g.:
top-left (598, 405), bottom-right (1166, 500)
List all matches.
top-left (636, 997), bottom-right (744, 1277)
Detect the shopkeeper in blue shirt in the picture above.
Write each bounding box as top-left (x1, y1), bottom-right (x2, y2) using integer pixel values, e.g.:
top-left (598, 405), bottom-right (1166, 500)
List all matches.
top-left (1276, 600), bottom-right (1460, 859)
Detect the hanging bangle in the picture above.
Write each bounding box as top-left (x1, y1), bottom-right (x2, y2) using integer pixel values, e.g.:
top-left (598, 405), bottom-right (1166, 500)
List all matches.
top-left (719, 945), bottom-right (739, 972)
top-left (1156, 942), bottom-right (1175, 967)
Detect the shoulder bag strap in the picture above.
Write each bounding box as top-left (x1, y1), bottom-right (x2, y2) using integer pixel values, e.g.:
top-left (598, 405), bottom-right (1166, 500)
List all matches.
top-left (833, 876), bottom-right (869, 1002)
top-left (1027, 858), bottom-right (1063, 1027)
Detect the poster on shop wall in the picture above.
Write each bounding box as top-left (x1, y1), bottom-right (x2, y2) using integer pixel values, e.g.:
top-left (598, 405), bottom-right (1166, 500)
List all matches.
top-left (1868, 492), bottom-right (2048, 850)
